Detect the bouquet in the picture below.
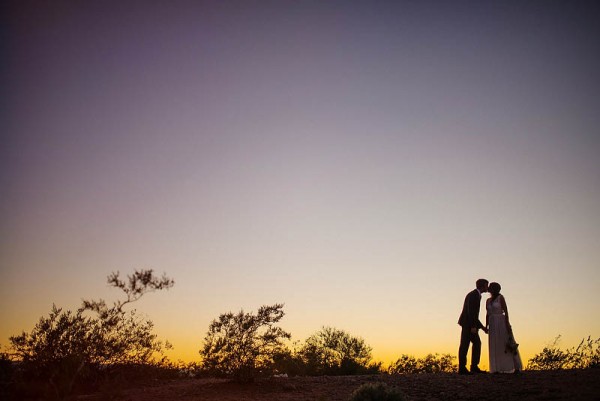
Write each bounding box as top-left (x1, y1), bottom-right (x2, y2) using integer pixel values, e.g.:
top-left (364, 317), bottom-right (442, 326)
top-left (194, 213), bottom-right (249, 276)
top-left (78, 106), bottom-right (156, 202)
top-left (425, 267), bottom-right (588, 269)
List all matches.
top-left (505, 326), bottom-right (519, 354)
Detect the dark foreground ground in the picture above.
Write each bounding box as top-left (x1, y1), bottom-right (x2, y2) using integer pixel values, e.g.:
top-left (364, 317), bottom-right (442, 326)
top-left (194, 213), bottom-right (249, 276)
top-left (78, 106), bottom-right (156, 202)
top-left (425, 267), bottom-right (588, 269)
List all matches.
top-left (78, 369), bottom-right (600, 401)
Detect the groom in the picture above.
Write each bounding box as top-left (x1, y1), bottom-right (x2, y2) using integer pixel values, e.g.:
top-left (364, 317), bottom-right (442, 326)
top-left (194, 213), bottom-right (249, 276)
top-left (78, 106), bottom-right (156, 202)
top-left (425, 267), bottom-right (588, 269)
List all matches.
top-left (458, 278), bottom-right (489, 374)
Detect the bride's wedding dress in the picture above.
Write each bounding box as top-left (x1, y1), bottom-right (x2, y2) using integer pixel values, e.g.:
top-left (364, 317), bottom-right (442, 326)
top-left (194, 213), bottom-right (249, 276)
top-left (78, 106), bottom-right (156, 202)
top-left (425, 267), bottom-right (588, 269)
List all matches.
top-left (487, 295), bottom-right (523, 373)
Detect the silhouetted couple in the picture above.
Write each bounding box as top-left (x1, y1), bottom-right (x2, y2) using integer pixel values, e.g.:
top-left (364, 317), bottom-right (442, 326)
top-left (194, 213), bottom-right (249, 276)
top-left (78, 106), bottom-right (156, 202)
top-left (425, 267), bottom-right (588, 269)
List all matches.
top-left (458, 279), bottom-right (522, 374)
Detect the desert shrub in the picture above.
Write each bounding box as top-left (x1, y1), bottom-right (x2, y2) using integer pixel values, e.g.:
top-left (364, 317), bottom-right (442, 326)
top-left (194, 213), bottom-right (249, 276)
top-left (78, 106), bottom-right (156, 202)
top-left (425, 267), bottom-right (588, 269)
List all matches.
top-left (528, 335), bottom-right (600, 370)
top-left (79, 270), bottom-right (174, 366)
top-left (272, 345), bottom-right (306, 377)
top-left (348, 382), bottom-right (408, 401)
top-left (388, 353), bottom-right (455, 374)
top-left (199, 303), bottom-right (291, 382)
top-left (0, 349), bottom-right (14, 400)
top-left (388, 355), bottom-right (418, 374)
top-left (528, 337), bottom-right (569, 370)
top-left (571, 336), bottom-right (600, 369)
top-left (298, 327), bottom-right (381, 375)
top-left (8, 269), bottom-right (174, 399)
top-left (174, 361), bottom-right (205, 378)
top-left (9, 305), bottom-right (103, 399)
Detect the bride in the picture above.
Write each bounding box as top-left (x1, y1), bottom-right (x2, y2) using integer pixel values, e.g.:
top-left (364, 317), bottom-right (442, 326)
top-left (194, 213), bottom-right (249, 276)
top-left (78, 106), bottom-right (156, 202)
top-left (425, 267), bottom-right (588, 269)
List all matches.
top-left (486, 282), bottom-right (523, 373)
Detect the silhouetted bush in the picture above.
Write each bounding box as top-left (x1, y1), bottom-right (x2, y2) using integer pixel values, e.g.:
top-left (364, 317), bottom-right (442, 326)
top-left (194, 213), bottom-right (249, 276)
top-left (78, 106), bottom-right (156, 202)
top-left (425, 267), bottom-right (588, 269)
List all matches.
top-left (388, 354), bottom-right (418, 374)
top-left (388, 353), bottom-right (455, 374)
top-left (174, 361), bottom-right (205, 378)
top-left (297, 327), bottom-right (381, 375)
top-left (528, 336), bottom-right (600, 370)
top-left (272, 345), bottom-right (306, 377)
top-left (8, 269), bottom-right (174, 399)
top-left (79, 270), bottom-right (174, 366)
top-left (199, 303), bottom-right (291, 382)
top-left (348, 382), bottom-right (408, 401)
top-left (0, 349), bottom-right (14, 400)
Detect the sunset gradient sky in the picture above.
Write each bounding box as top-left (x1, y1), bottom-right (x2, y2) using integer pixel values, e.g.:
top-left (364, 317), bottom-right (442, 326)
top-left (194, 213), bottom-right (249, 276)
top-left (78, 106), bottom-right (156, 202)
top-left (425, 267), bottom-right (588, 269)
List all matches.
top-left (2, 1), bottom-right (599, 366)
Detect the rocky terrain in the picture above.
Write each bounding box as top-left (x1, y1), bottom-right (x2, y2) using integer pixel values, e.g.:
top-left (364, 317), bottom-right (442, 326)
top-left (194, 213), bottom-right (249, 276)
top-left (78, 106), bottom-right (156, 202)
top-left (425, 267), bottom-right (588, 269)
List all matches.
top-left (79, 369), bottom-right (600, 401)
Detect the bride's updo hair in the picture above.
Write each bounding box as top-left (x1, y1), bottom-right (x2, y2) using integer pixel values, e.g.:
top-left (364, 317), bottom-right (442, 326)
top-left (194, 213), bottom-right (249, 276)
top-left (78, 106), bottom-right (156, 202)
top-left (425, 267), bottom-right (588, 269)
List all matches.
top-left (489, 282), bottom-right (501, 295)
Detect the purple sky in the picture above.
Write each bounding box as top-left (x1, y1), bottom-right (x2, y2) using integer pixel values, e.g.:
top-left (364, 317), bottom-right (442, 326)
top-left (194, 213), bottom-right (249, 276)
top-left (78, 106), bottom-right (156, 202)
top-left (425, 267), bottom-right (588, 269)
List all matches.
top-left (2, 1), bottom-right (599, 362)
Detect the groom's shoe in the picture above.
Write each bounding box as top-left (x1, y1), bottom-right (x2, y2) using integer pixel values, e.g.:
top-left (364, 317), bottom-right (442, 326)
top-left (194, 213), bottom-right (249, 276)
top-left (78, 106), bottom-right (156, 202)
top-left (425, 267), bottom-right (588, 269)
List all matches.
top-left (470, 366), bottom-right (487, 374)
top-left (458, 367), bottom-right (471, 375)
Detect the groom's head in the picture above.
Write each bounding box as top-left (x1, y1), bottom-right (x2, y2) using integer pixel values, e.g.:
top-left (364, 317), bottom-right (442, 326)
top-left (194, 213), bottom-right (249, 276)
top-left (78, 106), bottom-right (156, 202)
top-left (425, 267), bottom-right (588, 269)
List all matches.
top-left (476, 279), bottom-right (489, 293)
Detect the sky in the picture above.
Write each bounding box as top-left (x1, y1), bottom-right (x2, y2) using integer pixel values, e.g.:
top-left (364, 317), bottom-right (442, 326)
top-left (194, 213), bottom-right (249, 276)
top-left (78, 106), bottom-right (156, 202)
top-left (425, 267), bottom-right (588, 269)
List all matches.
top-left (2, 1), bottom-right (599, 367)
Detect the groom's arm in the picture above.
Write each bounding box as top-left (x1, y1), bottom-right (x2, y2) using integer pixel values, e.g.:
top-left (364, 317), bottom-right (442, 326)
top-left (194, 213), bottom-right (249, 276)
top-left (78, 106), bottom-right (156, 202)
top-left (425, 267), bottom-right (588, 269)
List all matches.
top-left (468, 291), bottom-right (484, 330)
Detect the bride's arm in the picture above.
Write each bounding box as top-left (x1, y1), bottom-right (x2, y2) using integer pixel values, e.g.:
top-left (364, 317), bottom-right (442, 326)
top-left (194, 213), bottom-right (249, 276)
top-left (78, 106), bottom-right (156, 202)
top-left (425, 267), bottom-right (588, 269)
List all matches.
top-left (485, 299), bottom-right (490, 330)
top-left (500, 295), bottom-right (511, 329)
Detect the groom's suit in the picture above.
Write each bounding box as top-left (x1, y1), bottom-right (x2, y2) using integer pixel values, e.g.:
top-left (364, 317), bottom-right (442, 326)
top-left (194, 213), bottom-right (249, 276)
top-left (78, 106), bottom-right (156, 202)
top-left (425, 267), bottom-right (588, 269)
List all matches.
top-left (458, 289), bottom-right (485, 371)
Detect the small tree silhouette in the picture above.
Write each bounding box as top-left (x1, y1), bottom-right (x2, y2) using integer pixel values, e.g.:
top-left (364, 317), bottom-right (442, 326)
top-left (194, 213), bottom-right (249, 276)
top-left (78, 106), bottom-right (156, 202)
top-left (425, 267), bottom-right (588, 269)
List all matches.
top-left (298, 327), bottom-right (380, 375)
top-left (9, 269), bottom-right (173, 399)
top-left (199, 303), bottom-right (291, 382)
top-left (80, 270), bottom-right (174, 365)
top-left (388, 354), bottom-right (419, 374)
top-left (9, 305), bottom-right (97, 398)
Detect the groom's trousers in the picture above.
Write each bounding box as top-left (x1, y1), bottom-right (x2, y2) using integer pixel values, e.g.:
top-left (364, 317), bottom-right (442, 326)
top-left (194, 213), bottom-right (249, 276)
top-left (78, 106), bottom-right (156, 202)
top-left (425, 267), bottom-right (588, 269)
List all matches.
top-left (458, 326), bottom-right (481, 369)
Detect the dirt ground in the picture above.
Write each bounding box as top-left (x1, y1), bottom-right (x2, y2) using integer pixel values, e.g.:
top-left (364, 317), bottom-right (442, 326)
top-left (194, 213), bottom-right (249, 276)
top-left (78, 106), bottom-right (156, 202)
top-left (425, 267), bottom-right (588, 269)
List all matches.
top-left (78, 369), bottom-right (600, 401)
